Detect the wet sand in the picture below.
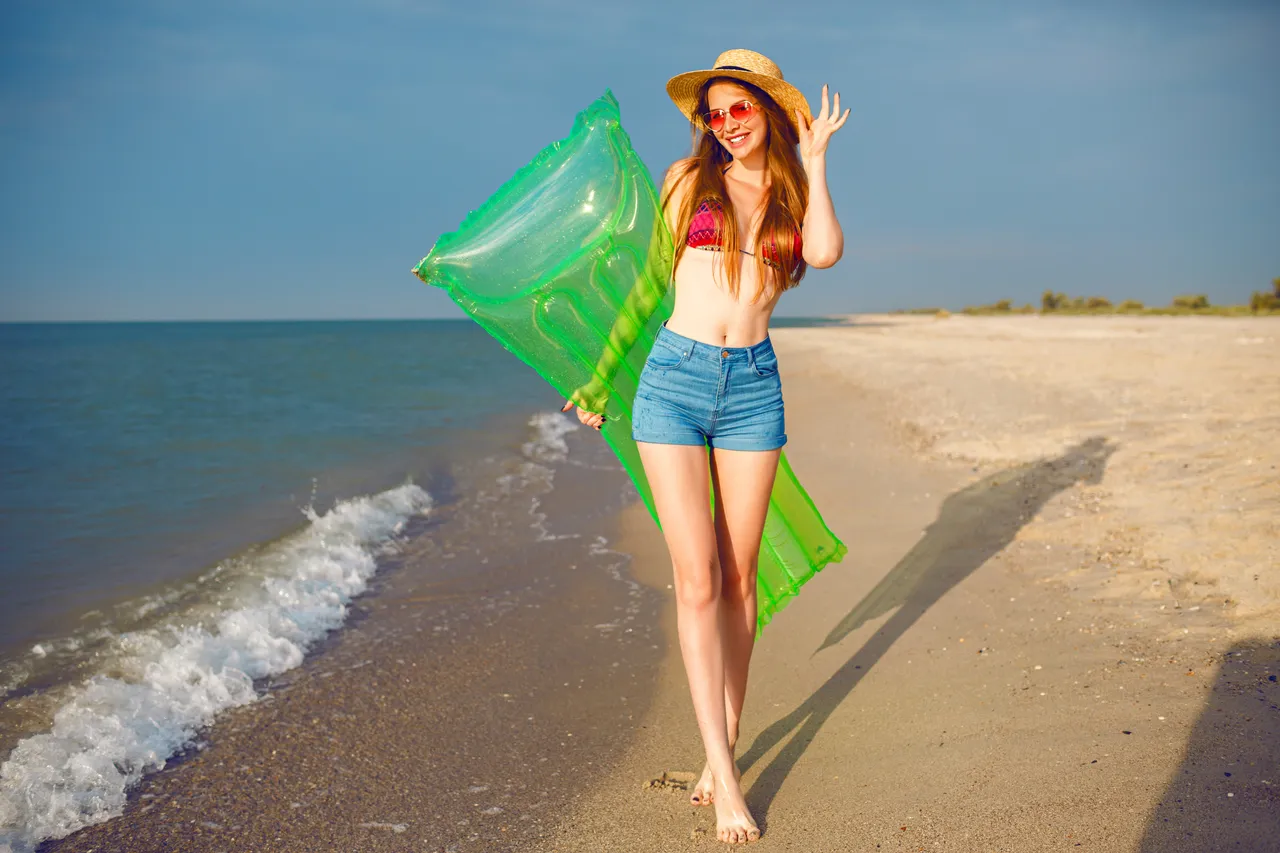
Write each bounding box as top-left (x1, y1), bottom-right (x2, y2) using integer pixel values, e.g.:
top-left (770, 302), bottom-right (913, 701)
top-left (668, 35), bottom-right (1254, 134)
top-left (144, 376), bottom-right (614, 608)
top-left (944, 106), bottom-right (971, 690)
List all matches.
top-left (38, 315), bottom-right (1279, 852)
top-left (38, 430), bottom-right (669, 852)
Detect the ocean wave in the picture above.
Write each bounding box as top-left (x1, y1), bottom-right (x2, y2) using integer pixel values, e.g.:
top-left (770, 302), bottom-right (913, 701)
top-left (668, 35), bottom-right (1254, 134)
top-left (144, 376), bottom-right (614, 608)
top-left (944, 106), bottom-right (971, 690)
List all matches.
top-left (508, 412), bottom-right (581, 543)
top-left (521, 410), bottom-right (579, 465)
top-left (0, 483), bottom-right (431, 853)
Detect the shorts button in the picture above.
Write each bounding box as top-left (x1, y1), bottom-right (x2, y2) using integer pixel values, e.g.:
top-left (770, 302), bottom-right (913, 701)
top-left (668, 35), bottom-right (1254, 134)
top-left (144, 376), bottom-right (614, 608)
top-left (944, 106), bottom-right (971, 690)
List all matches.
top-left (722, 350), bottom-right (729, 358)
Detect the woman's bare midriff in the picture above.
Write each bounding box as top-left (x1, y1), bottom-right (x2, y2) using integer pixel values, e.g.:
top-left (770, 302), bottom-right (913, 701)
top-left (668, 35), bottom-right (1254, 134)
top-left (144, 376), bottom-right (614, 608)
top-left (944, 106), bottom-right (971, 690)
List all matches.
top-left (664, 249), bottom-right (782, 348)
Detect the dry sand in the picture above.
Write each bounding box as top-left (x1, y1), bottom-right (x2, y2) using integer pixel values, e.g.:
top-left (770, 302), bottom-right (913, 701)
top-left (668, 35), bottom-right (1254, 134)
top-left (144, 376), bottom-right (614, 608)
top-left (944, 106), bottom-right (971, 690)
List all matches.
top-left (537, 315), bottom-right (1278, 853)
top-left (787, 314), bottom-right (1279, 631)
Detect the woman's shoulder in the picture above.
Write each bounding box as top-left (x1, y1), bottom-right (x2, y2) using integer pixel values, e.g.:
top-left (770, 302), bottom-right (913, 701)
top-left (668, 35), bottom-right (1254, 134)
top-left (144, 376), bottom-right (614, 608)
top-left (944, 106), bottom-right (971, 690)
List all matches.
top-left (659, 158), bottom-right (697, 207)
top-left (662, 155), bottom-right (694, 182)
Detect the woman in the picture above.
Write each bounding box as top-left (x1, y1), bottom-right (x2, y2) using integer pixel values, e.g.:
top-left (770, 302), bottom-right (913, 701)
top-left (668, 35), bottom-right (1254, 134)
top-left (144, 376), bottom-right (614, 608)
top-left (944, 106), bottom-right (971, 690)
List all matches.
top-left (564, 49), bottom-right (848, 844)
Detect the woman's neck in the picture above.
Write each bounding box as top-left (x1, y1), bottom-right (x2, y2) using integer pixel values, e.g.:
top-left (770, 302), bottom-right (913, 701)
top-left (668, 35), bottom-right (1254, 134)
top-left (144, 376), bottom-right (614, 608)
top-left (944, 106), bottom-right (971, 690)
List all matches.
top-left (726, 150), bottom-right (769, 188)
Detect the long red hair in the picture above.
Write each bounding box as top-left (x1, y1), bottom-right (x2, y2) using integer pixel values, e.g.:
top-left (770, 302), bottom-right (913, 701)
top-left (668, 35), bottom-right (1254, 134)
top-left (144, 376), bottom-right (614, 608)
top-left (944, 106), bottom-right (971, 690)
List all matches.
top-left (663, 78), bottom-right (809, 304)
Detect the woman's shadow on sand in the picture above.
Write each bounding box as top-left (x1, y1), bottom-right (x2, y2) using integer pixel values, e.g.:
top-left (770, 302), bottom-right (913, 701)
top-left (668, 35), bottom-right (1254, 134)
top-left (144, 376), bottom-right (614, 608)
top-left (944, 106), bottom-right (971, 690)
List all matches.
top-left (739, 436), bottom-right (1116, 825)
top-left (1136, 637), bottom-right (1280, 851)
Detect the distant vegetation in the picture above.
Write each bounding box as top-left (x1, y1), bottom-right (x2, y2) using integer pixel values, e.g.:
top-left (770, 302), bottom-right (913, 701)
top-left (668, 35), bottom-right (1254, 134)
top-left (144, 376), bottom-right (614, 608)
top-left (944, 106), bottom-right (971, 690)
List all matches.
top-left (1250, 278), bottom-right (1280, 313)
top-left (894, 279), bottom-right (1280, 317)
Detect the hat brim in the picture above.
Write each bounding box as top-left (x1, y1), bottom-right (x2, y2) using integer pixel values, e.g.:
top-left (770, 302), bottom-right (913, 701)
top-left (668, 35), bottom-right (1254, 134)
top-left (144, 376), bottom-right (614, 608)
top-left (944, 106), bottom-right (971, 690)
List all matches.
top-left (666, 68), bottom-right (812, 138)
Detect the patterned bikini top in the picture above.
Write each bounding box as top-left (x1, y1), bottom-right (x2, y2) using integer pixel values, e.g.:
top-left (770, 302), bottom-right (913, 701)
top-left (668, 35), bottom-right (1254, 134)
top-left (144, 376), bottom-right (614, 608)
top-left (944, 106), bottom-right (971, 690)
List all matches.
top-left (686, 198), bottom-right (803, 272)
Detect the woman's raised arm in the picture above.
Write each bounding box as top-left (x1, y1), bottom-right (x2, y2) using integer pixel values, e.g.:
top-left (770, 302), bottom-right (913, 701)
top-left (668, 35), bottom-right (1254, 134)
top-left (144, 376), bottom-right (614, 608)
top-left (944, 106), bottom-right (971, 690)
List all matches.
top-left (795, 85), bottom-right (850, 269)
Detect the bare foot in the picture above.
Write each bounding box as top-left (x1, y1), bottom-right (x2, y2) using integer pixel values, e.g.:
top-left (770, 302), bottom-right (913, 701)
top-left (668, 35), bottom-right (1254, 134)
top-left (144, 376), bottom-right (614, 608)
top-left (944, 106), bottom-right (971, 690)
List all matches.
top-left (712, 767), bottom-right (759, 844)
top-left (692, 736), bottom-right (737, 807)
top-left (690, 763), bottom-right (715, 806)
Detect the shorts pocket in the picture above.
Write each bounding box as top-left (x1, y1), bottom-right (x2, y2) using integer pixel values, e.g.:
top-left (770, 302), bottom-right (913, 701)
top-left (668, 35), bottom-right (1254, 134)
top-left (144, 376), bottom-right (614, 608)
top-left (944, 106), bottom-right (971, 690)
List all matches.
top-left (750, 348), bottom-right (779, 378)
top-left (644, 341), bottom-right (689, 371)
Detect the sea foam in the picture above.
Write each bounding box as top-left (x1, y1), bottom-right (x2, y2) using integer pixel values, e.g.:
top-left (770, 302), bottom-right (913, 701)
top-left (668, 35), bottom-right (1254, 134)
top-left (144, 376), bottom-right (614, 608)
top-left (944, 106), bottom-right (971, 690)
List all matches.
top-left (0, 483), bottom-right (431, 853)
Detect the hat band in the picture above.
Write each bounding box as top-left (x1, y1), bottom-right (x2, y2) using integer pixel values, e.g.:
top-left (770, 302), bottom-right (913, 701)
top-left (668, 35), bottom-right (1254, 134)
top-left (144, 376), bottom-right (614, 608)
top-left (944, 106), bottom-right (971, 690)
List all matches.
top-left (715, 65), bottom-right (753, 72)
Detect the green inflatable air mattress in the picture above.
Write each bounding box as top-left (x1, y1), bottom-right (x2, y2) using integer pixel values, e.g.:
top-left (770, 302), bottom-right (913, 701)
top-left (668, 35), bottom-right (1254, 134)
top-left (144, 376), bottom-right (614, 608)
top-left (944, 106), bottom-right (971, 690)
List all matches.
top-left (413, 90), bottom-right (846, 633)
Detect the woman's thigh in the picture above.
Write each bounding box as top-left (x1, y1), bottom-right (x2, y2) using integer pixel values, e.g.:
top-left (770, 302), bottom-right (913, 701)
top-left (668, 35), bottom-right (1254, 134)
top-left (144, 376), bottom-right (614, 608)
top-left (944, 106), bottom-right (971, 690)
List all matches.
top-left (710, 447), bottom-right (782, 595)
top-left (636, 441), bottom-right (718, 598)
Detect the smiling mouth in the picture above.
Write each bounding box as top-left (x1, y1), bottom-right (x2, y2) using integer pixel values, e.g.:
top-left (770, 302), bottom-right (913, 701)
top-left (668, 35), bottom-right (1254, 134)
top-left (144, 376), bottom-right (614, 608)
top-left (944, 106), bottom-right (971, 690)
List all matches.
top-left (726, 131), bottom-right (750, 146)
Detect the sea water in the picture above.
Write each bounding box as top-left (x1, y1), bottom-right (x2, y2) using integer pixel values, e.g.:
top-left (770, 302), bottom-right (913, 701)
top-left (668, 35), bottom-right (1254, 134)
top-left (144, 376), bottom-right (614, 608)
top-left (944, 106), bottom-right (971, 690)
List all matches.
top-left (0, 320), bottom-right (580, 850)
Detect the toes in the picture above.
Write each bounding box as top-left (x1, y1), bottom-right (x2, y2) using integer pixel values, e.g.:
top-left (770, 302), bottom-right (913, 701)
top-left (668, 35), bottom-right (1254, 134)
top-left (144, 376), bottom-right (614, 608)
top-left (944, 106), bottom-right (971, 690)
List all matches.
top-left (692, 767), bottom-right (714, 806)
top-left (717, 822), bottom-right (759, 844)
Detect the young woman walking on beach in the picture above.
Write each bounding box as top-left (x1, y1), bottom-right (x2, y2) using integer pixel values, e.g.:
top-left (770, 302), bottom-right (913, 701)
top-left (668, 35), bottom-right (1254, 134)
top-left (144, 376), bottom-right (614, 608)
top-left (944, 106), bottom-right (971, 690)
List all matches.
top-left (565, 49), bottom-right (848, 844)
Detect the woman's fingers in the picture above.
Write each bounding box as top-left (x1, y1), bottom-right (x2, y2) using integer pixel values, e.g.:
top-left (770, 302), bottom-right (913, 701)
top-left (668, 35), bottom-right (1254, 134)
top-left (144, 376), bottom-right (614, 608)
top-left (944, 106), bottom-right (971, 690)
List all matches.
top-left (563, 400), bottom-right (606, 431)
top-left (562, 397), bottom-right (608, 432)
top-left (796, 108), bottom-right (814, 155)
top-left (803, 97), bottom-right (851, 158)
top-left (797, 86), bottom-right (849, 162)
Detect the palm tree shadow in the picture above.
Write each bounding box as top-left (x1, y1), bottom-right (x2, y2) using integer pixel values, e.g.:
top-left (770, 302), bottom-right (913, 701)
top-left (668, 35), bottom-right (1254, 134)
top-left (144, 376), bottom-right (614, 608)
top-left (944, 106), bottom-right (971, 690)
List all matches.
top-left (740, 436), bottom-right (1117, 827)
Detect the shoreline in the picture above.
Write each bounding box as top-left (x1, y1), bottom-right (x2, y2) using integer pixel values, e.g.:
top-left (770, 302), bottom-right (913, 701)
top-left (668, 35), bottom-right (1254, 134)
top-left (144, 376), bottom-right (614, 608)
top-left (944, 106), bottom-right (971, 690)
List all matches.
top-left (29, 416), bottom-right (667, 853)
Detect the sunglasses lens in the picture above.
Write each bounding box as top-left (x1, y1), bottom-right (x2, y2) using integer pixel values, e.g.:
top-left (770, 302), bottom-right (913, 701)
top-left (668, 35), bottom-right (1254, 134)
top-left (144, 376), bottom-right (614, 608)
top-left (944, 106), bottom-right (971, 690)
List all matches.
top-left (704, 101), bottom-right (753, 133)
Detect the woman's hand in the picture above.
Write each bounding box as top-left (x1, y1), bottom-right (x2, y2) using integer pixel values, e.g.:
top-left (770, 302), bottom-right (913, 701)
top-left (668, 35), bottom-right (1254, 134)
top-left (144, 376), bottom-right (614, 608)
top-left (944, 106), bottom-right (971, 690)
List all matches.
top-left (795, 84), bottom-right (850, 165)
top-left (562, 379), bottom-right (609, 431)
top-left (561, 398), bottom-right (607, 431)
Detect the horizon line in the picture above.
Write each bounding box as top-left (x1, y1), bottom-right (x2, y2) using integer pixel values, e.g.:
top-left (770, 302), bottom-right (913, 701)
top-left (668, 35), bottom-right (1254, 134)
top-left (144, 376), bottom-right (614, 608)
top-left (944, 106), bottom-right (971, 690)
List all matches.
top-left (0, 313), bottom-right (869, 326)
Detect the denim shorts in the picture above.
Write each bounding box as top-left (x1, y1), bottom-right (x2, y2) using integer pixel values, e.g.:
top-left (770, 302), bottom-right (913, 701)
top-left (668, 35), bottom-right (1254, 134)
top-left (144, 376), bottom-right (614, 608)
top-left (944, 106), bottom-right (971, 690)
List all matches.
top-left (631, 321), bottom-right (786, 451)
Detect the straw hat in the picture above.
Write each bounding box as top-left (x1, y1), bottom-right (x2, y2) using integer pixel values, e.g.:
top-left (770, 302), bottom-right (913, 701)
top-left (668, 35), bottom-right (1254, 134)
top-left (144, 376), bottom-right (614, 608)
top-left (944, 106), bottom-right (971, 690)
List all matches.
top-left (666, 49), bottom-right (812, 138)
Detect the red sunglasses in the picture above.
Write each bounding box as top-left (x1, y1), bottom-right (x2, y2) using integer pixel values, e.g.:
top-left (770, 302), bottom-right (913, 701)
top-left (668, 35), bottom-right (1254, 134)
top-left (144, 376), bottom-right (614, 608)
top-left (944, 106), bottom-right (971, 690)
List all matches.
top-left (702, 99), bottom-right (756, 133)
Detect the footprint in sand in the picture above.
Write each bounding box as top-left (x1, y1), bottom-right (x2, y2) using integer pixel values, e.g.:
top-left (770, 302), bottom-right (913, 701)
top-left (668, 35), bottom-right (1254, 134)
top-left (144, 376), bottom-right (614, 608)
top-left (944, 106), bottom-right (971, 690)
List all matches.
top-left (645, 770), bottom-right (697, 791)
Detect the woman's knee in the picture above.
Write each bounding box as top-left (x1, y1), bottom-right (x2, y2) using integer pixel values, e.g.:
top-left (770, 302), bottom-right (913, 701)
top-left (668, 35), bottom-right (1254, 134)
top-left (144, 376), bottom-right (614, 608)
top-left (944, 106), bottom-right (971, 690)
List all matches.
top-left (672, 558), bottom-right (720, 609)
top-left (719, 559), bottom-right (758, 604)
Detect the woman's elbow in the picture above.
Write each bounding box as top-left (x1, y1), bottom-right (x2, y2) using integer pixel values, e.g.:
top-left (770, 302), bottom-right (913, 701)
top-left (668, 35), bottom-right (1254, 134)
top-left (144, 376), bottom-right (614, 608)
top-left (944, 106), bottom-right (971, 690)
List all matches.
top-left (805, 248), bottom-right (842, 269)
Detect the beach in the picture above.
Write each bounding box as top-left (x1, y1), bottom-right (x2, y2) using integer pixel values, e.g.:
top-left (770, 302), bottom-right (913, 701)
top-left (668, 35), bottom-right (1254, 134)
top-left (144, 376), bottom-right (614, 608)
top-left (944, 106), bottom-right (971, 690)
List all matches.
top-left (19, 315), bottom-right (1278, 852)
top-left (541, 314), bottom-right (1279, 852)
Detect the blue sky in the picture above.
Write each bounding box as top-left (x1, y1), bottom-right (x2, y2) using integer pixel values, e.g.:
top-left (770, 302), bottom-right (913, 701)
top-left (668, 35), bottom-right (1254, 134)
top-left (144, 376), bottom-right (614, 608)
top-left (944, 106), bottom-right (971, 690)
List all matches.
top-left (1, 0), bottom-right (1276, 320)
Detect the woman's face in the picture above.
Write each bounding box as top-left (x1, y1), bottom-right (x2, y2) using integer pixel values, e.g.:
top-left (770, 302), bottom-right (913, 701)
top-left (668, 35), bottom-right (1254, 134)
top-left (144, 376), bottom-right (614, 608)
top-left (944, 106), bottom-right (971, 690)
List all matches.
top-left (706, 81), bottom-right (768, 161)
